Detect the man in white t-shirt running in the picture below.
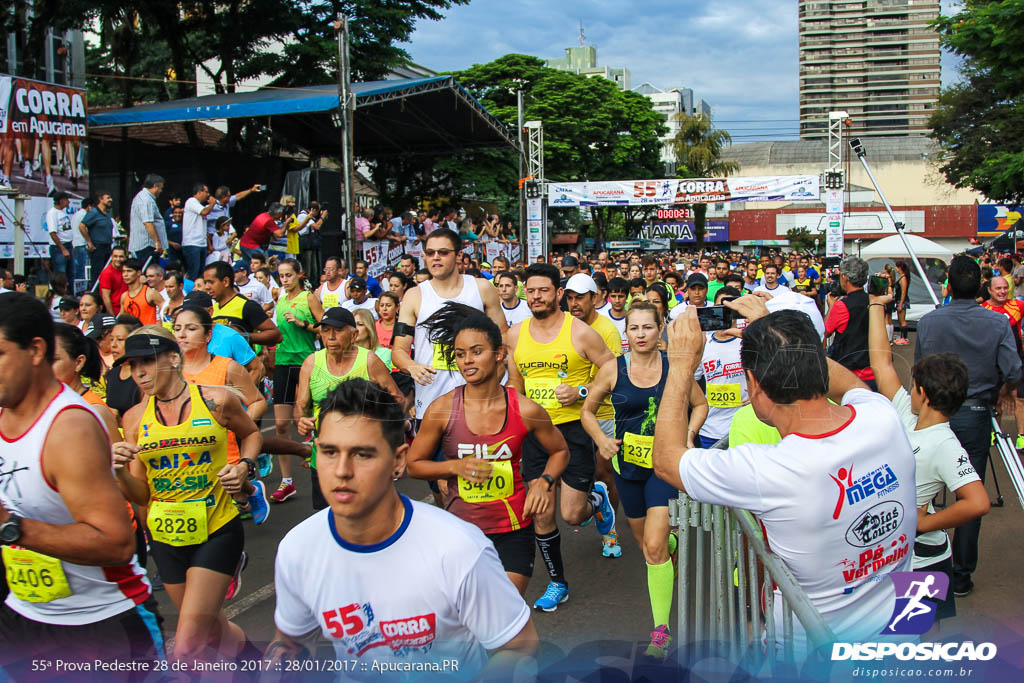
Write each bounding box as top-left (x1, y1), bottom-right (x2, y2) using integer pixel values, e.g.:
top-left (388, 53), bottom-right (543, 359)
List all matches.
top-left (497, 271), bottom-right (531, 327)
top-left (268, 378), bottom-right (537, 678)
top-left (654, 296), bottom-right (917, 648)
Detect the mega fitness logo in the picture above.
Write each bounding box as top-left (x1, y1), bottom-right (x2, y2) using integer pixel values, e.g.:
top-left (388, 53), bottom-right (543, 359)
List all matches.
top-left (829, 463), bottom-right (900, 520)
top-left (832, 572), bottom-right (997, 662)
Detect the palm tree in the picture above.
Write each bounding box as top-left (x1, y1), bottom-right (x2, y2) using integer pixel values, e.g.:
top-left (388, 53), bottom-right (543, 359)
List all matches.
top-left (669, 114), bottom-right (740, 250)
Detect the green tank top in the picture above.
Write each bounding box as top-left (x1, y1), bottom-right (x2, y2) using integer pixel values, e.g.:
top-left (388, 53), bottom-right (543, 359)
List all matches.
top-left (308, 346), bottom-right (371, 468)
top-left (275, 291), bottom-right (317, 366)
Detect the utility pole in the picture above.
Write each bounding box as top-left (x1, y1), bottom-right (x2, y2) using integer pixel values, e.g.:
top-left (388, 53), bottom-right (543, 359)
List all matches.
top-left (335, 15), bottom-right (357, 270)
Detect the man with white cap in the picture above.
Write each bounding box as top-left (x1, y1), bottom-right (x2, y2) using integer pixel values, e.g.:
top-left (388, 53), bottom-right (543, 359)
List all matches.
top-left (565, 273), bottom-right (624, 558)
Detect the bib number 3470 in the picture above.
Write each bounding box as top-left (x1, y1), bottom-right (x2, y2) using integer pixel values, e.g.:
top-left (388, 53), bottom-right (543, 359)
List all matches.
top-left (2, 546), bottom-right (72, 603)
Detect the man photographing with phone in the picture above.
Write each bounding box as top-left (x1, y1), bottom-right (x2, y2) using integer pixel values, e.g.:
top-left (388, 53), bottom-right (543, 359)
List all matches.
top-left (825, 256), bottom-right (877, 390)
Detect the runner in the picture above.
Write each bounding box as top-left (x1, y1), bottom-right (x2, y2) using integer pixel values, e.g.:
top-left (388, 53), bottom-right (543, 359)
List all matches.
top-left (507, 263), bottom-right (618, 611)
top-left (694, 286), bottom-right (748, 449)
top-left (112, 328), bottom-right (262, 663)
top-left (174, 309), bottom-right (271, 527)
top-left (498, 271), bottom-right (532, 327)
top-left (267, 378), bottom-right (538, 677)
top-left (407, 303), bottom-right (569, 595)
top-left (202, 261), bottom-right (283, 348)
top-left (0, 293), bottom-right (159, 675)
top-left (270, 259), bottom-right (324, 504)
top-left (120, 258), bottom-right (162, 325)
top-left (565, 273), bottom-right (624, 558)
top-left (52, 323), bottom-right (120, 436)
top-left (294, 307), bottom-right (403, 510)
top-left (581, 301), bottom-right (707, 659)
top-left (605, 277), bottom-right (630, 351)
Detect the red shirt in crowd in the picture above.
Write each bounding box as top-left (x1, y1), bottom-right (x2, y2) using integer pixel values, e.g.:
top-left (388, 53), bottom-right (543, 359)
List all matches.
top-left (240, 212), bottom-right (280, 250)
top-left (983, 299), bottom-right (1023, 345)
top-left (98, 263), bottom-right (127, 315)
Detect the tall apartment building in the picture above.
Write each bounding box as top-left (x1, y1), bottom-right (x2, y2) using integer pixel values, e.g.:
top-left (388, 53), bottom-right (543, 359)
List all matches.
top-left (632, 83), bottom-right (714, 164)
top-left (798, 0), bottom-right (940, 139)
top-left (546, 26), bottom-right (631, 91)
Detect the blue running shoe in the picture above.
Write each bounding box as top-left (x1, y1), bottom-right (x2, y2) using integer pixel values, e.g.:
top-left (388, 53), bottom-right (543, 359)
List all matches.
top-left (257, 453), bottom-right (273, 478)
top-left (248, 480), bottom-right (270, 525)
top-left (533, 581), bottom-right (569, 612)
top-left (591, 481), bottom-right (616, 535)
top-left (602, 531), bottom-right (622, 558)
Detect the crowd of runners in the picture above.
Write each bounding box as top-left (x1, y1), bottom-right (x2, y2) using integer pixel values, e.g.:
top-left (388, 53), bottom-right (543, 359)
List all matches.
top-left (0, 211), bottom-right (1016, 678)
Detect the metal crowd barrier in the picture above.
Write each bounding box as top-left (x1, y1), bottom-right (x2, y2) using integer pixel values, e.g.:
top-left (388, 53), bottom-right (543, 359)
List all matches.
top-left (669, 436), bottom-right (835, 669)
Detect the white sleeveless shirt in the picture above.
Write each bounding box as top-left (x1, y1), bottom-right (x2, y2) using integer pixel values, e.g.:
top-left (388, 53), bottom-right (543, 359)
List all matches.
top-left (413, 275), bottom-right (484, 419)
top-left (320, 278), bottom-right (349, 310)
top-left (0, 385), bottom-right (150, 625)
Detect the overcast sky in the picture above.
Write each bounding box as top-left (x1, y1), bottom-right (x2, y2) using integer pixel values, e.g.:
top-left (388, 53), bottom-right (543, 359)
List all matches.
top-left (407, 0), bottom-right (965, 142)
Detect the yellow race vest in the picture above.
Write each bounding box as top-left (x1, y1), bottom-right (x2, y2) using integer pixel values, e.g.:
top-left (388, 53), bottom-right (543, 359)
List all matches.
top-left (514, 314), bottom-right (593, 425)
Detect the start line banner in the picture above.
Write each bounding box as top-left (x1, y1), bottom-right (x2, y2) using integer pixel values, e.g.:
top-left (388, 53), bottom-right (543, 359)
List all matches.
top-left (546, 176), bottom-right (820, 207)
top-left (362, 239), bottom-right (521, 278)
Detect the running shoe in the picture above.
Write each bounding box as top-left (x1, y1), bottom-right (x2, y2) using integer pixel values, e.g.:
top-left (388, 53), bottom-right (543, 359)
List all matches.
top-left (257, 453), bottom-right (273, 478)
top-left (591, 481), bottom-right (616, 536)
top-left (235, 501), bottom-right (253, 520)
top-left (644, 625), bottom-right (672, 660)
top-left (533, 581), bottom-right (569, 612)
top-left (23, 161), bottom-right (31, 179)
top-left (45, 175), bottom-right (55, 196)
top-left (150, 571), bottom-right (164, 592)
top-left (271, 482), bottom-right (296, 503)
top-left (894, 338), bottom-right (910, 345)
top-left (0, 174), bottom-right (10, 189)
top-left (225, 551), bottom-right (248, 600)
top-left (248, 480), bottom-right (270, 525)
top-left (602, 531), bottom-right (622, 558)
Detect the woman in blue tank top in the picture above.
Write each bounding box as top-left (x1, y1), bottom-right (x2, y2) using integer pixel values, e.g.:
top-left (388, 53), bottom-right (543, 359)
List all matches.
top-left (581, 302), bottom-right (708, 660)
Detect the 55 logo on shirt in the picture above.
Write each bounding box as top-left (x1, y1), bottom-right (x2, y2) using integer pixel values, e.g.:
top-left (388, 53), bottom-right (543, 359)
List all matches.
top-left (322, 602), bottom-right (437, 656)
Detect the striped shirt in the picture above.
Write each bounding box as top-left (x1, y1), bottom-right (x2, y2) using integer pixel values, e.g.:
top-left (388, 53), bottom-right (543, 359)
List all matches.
top-left (128, 188), bottom-right (167, 253)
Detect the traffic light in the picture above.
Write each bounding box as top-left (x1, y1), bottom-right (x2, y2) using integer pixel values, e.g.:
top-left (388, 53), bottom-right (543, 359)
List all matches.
top-left (824, 171), bottom-right (844, 190)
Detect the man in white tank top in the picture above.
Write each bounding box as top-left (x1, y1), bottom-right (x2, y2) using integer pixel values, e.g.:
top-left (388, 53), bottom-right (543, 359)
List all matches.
top-left (315, 256), bottom-right (349, 310)
top-left (0, 292), bottom-right (161, 673)
top-left (392, 229), bottom-right (508, 421)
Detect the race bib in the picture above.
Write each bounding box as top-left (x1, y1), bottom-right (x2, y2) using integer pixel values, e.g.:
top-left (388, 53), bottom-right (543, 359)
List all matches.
top-left (458, 461), bottom-right (514, 503)
top-left (3, 546), bottom-right (71, 603)
top-left (322, 293), bottom-right (339, 309)
top-left (623, 432), bottom-right (654, 469)
top-left (148, 500), bottom-right (208, 546)
top-left (525, 378), bottom-right (561, 410)
top-left (707, 383), bottom-right (742, 408)
top-left (431, 343), bottom-right (457, 371)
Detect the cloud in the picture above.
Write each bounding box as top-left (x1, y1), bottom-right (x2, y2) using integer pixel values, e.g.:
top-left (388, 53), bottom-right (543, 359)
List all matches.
top-left (407, 0), bottom-right (957, 142)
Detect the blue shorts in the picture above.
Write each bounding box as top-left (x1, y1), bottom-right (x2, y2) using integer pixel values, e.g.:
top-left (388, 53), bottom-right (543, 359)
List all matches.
top-left (698, 433), bottom-right (722, 449)
top-left (613, 470), bottom-right (679, 519)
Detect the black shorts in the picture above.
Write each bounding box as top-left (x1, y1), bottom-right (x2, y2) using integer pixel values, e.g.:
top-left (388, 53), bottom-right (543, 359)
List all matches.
top-left (311, 466), bottom-right (328, 511)
top-left (522, 420), bottom-right (595, 493)
top-left (486, 524), bottom-right (535, 578)
top-left (273, 364), bottom-right (303, 405)
top-left (614, 470), bottom-right (679, 519)
top-left (0, 601), bottom-right (165, 679)
top-left (149, 515), bottom-right (245, 584)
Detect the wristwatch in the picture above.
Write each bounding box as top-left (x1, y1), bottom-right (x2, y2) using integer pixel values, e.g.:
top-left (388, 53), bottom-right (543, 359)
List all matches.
top-left (240, 458), bottom-right (257, 480)
top-left (540, 474), bottom-right (555, 491)
top-left (0, 514), bottom-right (23, 545)
top-left (577, 385), bottom-right (589, 400)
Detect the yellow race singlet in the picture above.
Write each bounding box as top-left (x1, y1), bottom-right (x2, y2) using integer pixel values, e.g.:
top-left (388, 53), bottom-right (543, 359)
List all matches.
top-left (514, 314), bottom-right (593, 425)
top-left (137, 384), bottom-right (237, 544)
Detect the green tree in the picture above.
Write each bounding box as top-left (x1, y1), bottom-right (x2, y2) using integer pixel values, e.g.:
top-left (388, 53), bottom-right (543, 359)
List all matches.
top-left (786, 227), bottom-right (816, 252)
top-left (669, 113), bottom-right (739, 250)
top-left (930, 1), bottom-right (1024, 204)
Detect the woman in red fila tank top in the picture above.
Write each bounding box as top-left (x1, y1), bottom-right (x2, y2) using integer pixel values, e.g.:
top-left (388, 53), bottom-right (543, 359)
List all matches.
top-left (407, 303), bottom-right (568, 595)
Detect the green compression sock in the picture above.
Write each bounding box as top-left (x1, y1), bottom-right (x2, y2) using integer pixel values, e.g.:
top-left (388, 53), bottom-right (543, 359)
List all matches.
top-left (647, 560), bottom-right (674, 629)
top-left (668, 531), bottom-right (678, 556)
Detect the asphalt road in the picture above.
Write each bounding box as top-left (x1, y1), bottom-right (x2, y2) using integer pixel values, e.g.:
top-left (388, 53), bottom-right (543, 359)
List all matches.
top-left (145, 334), bottom-right (1024, 671)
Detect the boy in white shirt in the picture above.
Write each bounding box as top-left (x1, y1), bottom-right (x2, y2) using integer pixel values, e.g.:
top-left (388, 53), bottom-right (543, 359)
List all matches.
top-left (868, 286), bottom-right (989, 621)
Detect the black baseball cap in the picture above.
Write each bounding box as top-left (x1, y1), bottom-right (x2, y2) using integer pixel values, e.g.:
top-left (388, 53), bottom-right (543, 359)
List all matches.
top-left (183, 290), bottom-right (213, 308)
top-left (347, 276), bottom-right (367, 291)
top-left (685, 273), bottom-right (709, 289)
top-left (112, 334), bottom-right (180, 367)
top-left (86, 315), bottom-right (117, 340)
top-left (561, 255), bottom-right (579, 268)
top-left (316, 307), bottom-right (356, 329)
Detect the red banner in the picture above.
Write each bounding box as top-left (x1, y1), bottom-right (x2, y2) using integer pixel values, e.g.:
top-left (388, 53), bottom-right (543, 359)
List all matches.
top-left (0, 74), bottom-right (87, 140)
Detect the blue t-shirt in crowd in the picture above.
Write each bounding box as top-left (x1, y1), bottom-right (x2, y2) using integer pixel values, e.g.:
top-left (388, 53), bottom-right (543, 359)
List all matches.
top-left (209, 323), bottom-right (257, 366)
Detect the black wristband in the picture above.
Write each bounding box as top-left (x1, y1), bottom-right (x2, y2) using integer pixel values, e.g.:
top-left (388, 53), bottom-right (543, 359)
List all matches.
top-left (240, 457), bottom-right (257, 480)
top-left (540, 474), bottom-right (555, 491)
top-left (394, 322), bottom-right (415, 338)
